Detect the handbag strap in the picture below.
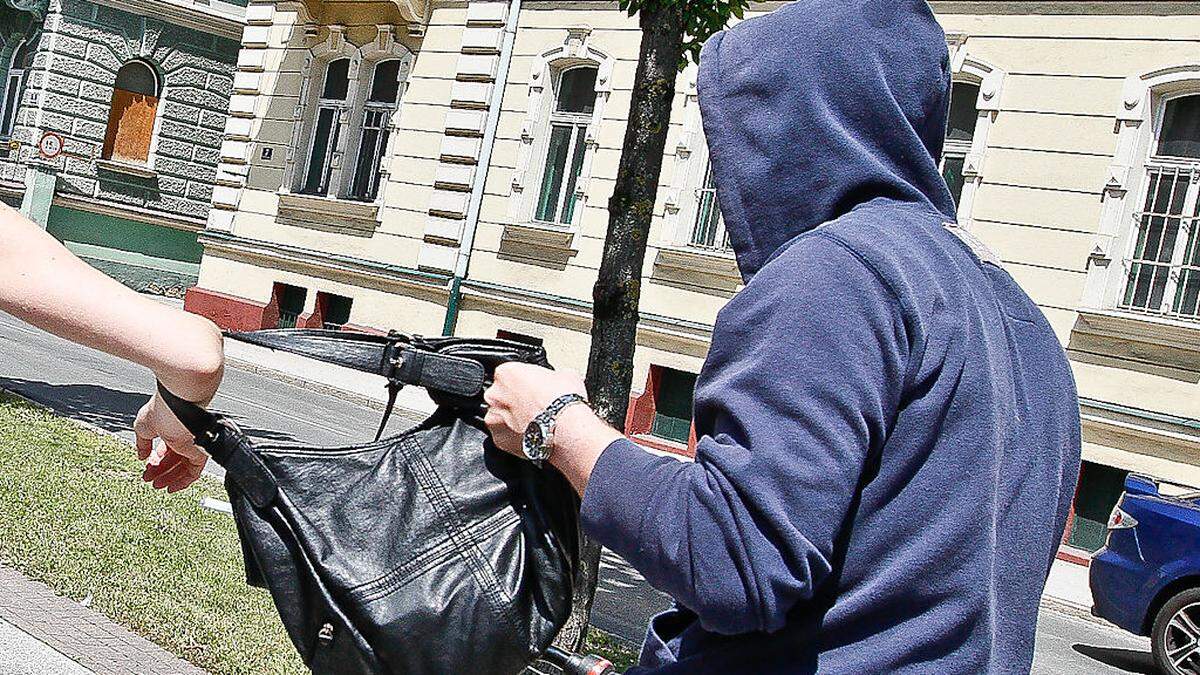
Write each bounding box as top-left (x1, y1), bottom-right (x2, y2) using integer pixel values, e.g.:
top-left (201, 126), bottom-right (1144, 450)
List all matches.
top-left (227, 329), bottom-right (551, 438)
top-left (231, 329), bottom-right (491, 398)
top-left (155, 382), bottom-right (279, 509)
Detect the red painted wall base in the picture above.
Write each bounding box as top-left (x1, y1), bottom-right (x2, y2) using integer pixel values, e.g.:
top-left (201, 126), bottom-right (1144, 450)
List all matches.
top-left (184, 287), bottom-right (270, 332)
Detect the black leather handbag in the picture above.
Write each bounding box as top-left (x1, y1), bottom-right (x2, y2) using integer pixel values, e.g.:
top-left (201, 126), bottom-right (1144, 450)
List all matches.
top-left (157, 329), bottom-right (595, 674)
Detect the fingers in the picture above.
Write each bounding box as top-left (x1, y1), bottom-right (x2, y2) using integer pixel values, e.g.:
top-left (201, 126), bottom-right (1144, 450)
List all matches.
top-left (133, 405), bottom-right (154, 461)
top-left (143, 446), bottom-right (207, 492)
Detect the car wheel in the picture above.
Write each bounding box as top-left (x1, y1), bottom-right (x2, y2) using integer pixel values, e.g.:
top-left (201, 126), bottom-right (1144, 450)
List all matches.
top-left (1153, 587), bottom-right (1200, 675)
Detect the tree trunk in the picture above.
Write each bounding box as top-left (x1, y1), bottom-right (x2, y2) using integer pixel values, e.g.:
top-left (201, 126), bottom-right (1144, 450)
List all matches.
top-left (560, 3), bottom-right (687, 652)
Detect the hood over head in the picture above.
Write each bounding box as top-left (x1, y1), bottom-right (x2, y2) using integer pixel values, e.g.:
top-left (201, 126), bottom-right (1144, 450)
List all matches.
top-left (698, 0), bottom-right (956, 281)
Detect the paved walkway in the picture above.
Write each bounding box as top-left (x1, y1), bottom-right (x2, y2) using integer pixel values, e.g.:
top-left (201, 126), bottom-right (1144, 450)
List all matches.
top-left (0, 566), bottom-right (205, 675)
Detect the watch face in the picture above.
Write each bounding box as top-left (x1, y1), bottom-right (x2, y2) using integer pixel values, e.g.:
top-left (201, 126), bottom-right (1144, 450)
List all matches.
top-left (523, 420), bottom-right (548, 460)
top-left (518, 417), bottom-right (549, 458)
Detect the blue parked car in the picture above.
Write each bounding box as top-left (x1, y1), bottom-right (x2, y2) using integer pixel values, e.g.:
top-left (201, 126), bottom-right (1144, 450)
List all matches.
top-left (1091, 474), bottom-right (1200, 675)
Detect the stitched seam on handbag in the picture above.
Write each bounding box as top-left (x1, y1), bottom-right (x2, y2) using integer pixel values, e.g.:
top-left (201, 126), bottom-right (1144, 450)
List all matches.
top-left (399, 435), bottom-right (515, 618)
top-left (397, 436), bottom-right (518, 625)
top-left (349, 508), bottom-right (519, 604)
top-left (347, 506), bottom-right (505, 597)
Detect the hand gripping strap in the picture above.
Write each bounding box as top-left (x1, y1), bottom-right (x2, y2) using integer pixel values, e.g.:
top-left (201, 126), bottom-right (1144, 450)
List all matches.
top-left (155, 383), bottom-right (278, 509)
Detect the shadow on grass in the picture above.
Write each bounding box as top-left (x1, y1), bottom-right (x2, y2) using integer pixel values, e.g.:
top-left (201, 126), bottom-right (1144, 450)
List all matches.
top-left (0, 377), bottom-right (299, 444)
top-left (1072, 643), bottom-right (1157, 674)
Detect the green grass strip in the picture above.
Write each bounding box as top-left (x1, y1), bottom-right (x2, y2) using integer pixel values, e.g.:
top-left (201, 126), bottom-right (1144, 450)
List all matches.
top-left (0, 393), bottom-right (304, 674)
top-left (0, 392), bottom-right (640, 674)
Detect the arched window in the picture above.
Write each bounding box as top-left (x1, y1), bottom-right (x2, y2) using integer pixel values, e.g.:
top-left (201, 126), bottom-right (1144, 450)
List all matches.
top-left (102, 60), bottom-right (160, 163)
top-left (1, 39), bottom-right (35, 138)
top-left (300, 58), bottom-right (351, 196)
top-left (942, 81), bottom-right (980, 208)
top-left (349, 58), bottom-right (402, 201)
top-left (534, 66), bottom-right (597, 225)
top-left (1119, 93), bottom-right (1200, 319)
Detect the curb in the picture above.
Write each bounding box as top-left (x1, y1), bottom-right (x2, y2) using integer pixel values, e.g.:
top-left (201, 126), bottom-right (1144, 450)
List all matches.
top-left (1039, 595), bottom-right (1116, 629)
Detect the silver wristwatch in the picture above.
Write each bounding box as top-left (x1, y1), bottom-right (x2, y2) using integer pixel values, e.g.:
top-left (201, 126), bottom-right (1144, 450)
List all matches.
top-left (522, 393), bottom-right (589, 467)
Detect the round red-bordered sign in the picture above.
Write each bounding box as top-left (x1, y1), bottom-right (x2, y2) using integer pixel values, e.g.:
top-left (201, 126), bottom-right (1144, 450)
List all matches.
top-left (37, 131), bottom-right (64, 159)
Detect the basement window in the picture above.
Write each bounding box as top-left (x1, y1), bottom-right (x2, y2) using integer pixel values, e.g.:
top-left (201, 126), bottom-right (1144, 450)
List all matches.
top-left (318, 292), bottom-right (353, 330)
top-left (650, 367), bottom-right (697, 445)
top-left (496, 329), bottom-right (544, 347)
top-left (273, 283), bottom-right (307, 329)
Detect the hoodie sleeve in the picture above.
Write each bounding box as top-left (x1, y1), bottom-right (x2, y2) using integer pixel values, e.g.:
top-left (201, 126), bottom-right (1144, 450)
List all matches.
top-left (580, 233), bottom-right (912, 635)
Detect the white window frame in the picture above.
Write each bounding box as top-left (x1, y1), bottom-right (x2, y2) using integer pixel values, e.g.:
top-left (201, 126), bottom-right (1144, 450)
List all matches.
top-left (0, 38), bottom-right (33, 139)
top-left (945, 34), bottom-right (1003, 229)
top-left (347, 57), bottom-right (404, 202)
top-left (509, 28), bottom-right (613, 229)
top-left (531, 65), bottom-right (595, 226)
top-left (1084, 64), bottom-right (1200, 323)
top-left (298, 57), bottom-right (351, 195)
top-left (286, 25), bottom-right (411, 202)
top-left (661, 70), bottom-right (732, 255)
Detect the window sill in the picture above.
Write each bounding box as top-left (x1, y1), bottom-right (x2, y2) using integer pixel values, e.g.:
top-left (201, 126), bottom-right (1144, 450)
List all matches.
top-left (95, 158), bottom-right (158, 179)
top-left (651, 246), bottom-right (742, 297)
top-left (275, 192), bottom-right (380, 238)
top-left (1069, 307), bottom-right (1200, 373)
top-left (498, 222), bottom-right (577, 269)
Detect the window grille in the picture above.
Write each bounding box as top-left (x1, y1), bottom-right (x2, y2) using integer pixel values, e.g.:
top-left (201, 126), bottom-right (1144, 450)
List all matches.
top-left (273, 283), bottom-right (307, 329)
top-left (1120, 166), bottom-right (1200, 319)
top-left (1119, 94), bottom-right (1200, 321)
top-left (651, 367), bottom-right (697, 445)
top-left (689, 161), bottom-right (730, 250)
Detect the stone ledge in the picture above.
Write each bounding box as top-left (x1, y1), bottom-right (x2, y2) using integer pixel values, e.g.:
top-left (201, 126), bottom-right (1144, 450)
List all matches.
top-left (94, 158), bottom-right (158, 180)
top-left (1070, 308), bottom-right (1200, 373)
top-left (275, 192), bottom-right (380, 237)
top-left (498, 222), bottom-right (577, 270)
top-left (651, 246), bottom-right (741, 298)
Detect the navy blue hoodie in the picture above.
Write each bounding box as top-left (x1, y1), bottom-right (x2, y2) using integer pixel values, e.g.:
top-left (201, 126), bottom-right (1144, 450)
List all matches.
top-left (579, 1), bottom-right (1082, 673)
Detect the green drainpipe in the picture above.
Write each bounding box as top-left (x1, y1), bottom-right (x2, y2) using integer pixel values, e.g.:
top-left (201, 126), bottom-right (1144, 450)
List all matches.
top-left (441, 0), bottom-right (521, 336)
top-left (442, 275), bottom-right (463, 336)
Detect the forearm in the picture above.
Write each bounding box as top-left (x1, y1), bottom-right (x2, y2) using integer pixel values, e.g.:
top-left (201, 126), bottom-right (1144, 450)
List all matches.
top-left (546, 405), bottom-right (624, 495)
top-left (0, 205), bottom-right (223, 402)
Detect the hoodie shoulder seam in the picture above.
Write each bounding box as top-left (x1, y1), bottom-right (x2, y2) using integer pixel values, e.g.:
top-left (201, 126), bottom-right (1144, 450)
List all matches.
top-left (809, 230), bottom-right (924, 391)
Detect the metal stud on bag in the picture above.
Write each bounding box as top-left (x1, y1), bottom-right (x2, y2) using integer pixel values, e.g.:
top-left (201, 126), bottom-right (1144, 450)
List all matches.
top-left (318, 623), bottom-right (334, 645)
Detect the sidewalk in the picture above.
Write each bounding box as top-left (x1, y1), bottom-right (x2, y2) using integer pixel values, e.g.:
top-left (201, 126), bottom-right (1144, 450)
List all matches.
top-left (1044, 556), bottom-right (1095, 612)
top-left (0, 565), bottom-right (206, 675)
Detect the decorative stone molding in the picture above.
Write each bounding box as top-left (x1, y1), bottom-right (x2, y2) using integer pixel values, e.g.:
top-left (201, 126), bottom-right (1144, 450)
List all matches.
top-left (661, 69), bottom-right (706, 246)
top-left (283, 24), bottom-right (413, 199)
top-left (507, 29), bottom-right (613, 227)
top-left (95, 158), bottom-right (158, 180)
top-left (419, 0), bottom-right (511, 273)
top-left (275, 192), bottom-right (381, 237)
top-left (1080, 63), bottom-right (1200, 310)
top-left (497, 222), bottom-right (578, 270)
top-left (947, 37), bottom-right (1004, 229)
top-left (651, 247), bottom-right (742, 298)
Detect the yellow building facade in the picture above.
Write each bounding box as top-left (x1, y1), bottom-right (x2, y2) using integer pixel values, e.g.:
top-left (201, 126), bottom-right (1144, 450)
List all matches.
top-left (188, 0), bottom-right (1200, 558)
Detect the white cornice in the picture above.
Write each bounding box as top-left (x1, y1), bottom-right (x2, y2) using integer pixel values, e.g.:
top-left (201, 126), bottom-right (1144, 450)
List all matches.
top-left (90, 0), bottom-right (246, 42)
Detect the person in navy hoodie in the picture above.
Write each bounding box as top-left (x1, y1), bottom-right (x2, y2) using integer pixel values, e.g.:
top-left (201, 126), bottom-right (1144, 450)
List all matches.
top-left (484, 0), bottom-right (1082, 672)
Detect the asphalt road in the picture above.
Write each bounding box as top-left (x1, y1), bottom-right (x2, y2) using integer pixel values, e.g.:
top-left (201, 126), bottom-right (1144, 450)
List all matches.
top-left (0, 310), bottom-right (1160, 673)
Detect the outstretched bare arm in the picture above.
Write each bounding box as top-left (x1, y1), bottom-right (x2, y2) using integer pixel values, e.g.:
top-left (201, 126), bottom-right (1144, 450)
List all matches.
top-left (0, 203), bottom-right (223, 491)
